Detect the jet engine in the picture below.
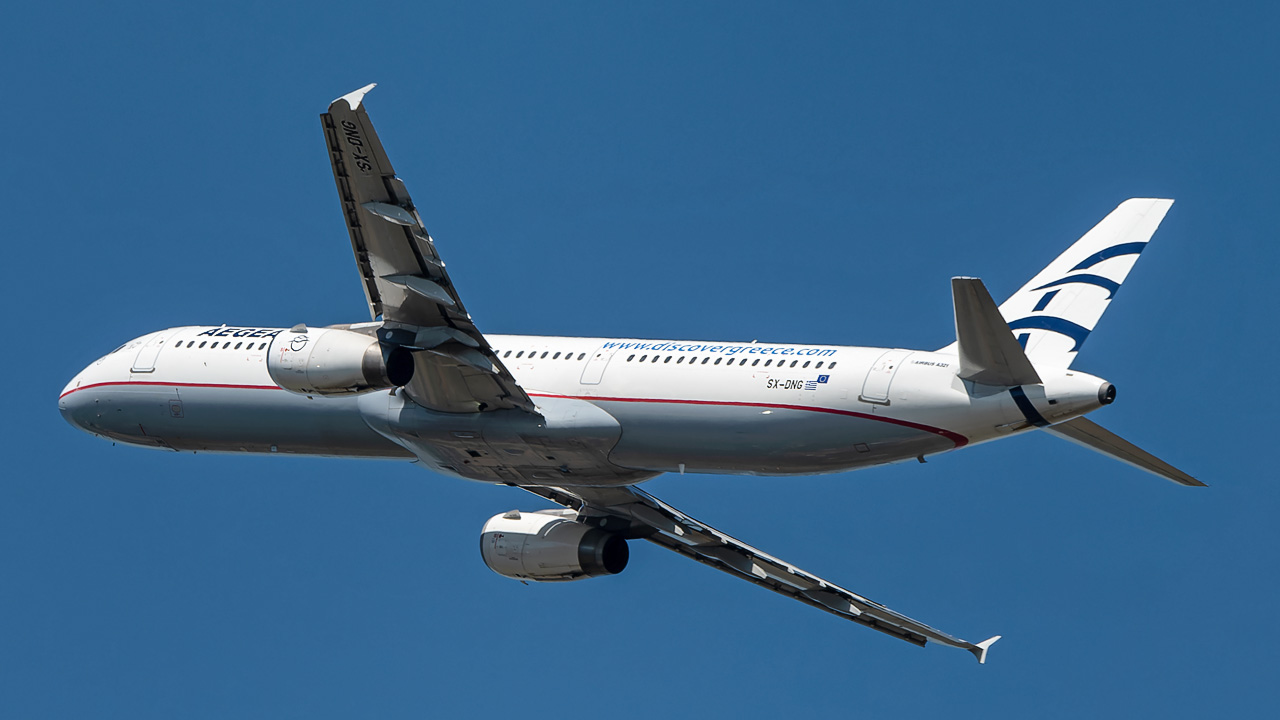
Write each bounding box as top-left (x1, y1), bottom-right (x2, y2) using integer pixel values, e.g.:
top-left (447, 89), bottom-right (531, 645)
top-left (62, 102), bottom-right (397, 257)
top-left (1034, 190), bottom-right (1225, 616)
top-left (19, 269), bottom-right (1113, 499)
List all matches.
top-left (267, 327), bottom-right (414, 396)
top-left (481, 510), bottom-right (629, 582)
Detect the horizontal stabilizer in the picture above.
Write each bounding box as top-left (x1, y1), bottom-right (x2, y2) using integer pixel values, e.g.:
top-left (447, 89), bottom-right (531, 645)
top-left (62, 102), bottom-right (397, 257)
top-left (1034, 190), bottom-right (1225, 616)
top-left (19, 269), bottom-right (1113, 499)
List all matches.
top-left (1044, 417), bottom-right (1205, 486)
top-left (952, 278), bottom-right (1042, 387)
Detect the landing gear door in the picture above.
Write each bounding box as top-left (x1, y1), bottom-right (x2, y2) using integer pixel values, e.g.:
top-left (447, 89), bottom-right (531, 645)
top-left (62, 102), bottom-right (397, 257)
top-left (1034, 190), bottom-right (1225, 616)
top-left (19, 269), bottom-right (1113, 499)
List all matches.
top-left (131, 333), bottom-right (168, 373)
top-left (859, 349), bottom-right (912, 405)
top-left (579, 345), bottom-right (619, 385)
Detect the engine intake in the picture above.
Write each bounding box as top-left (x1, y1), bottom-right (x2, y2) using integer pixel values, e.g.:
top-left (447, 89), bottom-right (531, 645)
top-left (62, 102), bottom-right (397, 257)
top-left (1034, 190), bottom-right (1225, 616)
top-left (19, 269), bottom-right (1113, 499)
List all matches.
top-left (267, 327), bottom-right (413, 396)
top-left (481, 510), bottom-right (628, 582)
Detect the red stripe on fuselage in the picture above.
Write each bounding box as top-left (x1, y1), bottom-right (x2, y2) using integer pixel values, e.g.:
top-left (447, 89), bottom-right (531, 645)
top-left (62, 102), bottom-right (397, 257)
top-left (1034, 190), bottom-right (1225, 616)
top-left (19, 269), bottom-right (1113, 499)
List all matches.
top-left (58, 382), bottom-right (969, 448)
top-left (527, 392), bottom-right (969, 448)
top-left (59, 380), bottom-right (282, 400)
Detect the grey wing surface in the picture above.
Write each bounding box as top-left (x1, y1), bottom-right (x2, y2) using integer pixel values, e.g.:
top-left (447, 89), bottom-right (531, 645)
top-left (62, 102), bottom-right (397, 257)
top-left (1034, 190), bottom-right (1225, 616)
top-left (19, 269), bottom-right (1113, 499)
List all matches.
top-left (321, 84), bottom-right (534, 414)
top-left (518, 483), bottom-right (1001, 663)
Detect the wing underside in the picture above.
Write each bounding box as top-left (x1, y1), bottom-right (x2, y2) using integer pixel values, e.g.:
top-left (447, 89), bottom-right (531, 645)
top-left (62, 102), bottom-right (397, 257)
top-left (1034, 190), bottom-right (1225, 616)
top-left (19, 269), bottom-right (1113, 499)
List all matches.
top-left (324, 87), bottom-right (998, 662)
top-left (519, 484), bottom-right (1000, 663)
top-left (321, 84), bottom-right (534, 414)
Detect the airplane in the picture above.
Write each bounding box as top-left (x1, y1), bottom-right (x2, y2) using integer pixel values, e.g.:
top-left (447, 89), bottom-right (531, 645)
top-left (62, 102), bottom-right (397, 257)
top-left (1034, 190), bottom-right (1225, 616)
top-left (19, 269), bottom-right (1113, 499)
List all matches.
top-left (58, 84), bottom-right (1202, 664)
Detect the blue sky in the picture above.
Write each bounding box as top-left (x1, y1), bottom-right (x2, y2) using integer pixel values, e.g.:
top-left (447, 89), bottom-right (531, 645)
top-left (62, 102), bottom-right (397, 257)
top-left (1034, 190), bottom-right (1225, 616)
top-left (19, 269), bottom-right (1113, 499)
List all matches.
top-left (4, 2), bottom-right (1278, 717)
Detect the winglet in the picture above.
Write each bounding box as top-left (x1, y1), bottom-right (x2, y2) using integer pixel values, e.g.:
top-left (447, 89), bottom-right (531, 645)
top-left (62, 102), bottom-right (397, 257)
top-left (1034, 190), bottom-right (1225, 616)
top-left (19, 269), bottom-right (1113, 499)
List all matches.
top-left (332, 83), bottom-right (377, 111)
top-left (970, 635), bottom-right (1001, 664)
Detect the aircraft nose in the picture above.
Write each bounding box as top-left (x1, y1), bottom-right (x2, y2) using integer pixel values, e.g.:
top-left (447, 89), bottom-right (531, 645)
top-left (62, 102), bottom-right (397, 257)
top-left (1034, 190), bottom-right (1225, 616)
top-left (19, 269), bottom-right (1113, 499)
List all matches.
top-left (59, 373), bottom-right (96, 434)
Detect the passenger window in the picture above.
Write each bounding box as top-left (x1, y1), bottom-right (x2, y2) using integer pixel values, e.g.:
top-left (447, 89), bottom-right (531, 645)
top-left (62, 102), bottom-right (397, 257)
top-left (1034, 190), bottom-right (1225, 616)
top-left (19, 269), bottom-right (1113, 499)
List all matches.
top-left (541, 352), bottom-right (548, 359)
top-left (222, 342), bottom-right (231, 349)
top-left (664, 356), bottom-right (671, 363)
top-left (764, 359), bottom-right (772, 367)
top-left (828, 362), bottom-right (837, 369)
top-left (714, 358), bottom-right (722, 365)
top-left (752, 359), bottom-right (759, 366)
top-left (689, 357), bottom-right (697, 365)
top-left (504, 351), bottom-right (512, 358)
top-left (186, 341), bottom-right (194, 348)
top-left (816, 362), bottom-right (823, 369)
top-left (803, 361), bottom-right (810, 368)
top-left (740, 358), bottom-right (747, 365)
top-left (651, 355), bottom-right (659, 363)
top-left (627, 354), bottom-right (635, 362)
top-left (553, 352), bottom-right (561, 359)
top-left (790, 360), bottom-right (798, 367)
top-left (198, 341), bottom-right (207, 348)
top-left (235, 342), bottom-right (243, 349)
top-left (639, 355), bottom-right (648, 362)
top-left (578, 353), bottom-right (585, 360)
top-left (676, 356), bottom-right (685, 364)
top-left (701, 357), bottom-right (710, 365)
top-left (260, 342), bottom-right (267, 350)
top-left (516, 351), bottom-right (524, 358)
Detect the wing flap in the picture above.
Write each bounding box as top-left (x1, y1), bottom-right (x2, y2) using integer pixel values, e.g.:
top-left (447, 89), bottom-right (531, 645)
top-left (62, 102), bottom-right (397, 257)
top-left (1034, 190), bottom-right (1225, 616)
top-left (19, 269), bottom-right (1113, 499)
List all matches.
top-left (519, 484), bottom-right (998, 661)
top-left (321, 86), bottom-right (535, 414)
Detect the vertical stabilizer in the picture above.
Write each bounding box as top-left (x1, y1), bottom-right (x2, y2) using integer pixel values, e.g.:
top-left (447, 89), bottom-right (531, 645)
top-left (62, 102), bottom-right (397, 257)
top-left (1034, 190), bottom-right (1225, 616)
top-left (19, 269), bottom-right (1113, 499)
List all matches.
top-left (940, 199), bottom-right (1174, 369)
top-left (997, 199), bottom-right (1173, 368)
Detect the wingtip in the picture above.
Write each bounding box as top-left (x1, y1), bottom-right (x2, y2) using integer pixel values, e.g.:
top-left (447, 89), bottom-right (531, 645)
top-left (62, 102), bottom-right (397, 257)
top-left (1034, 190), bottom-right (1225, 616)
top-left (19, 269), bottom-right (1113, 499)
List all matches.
top-left (971, 635), bottom-right (1001, 664)
top-left (331, 83), bottom-right (377, 111)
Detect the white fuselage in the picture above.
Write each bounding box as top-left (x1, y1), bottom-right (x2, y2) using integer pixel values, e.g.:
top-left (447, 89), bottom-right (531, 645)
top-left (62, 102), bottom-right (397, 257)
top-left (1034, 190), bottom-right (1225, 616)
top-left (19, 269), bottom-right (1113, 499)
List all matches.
top-left (59, 325), bottom-right (1112, 486)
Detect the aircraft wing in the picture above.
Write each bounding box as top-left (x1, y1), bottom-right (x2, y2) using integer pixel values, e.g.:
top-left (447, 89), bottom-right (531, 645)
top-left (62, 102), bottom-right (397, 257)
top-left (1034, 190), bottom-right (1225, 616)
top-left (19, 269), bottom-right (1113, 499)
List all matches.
top-left (519, 483), bottom-right (1001, 663)
top-left (321, 85), bottom-right (534, 413)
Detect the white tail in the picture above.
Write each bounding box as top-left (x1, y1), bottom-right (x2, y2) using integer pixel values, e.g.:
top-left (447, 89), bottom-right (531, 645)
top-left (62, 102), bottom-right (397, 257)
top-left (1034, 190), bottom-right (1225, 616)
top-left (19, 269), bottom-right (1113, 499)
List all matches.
top-left (941, 199), bottom-right (1174, 369)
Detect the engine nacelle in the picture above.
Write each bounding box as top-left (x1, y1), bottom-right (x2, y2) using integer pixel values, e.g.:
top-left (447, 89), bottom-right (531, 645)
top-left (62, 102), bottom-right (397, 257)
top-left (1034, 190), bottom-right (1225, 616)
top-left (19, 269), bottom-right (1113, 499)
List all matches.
top-left (267, 327), bottom-right (414, 396)
top-left (481, 510), bottom-right (629, 582)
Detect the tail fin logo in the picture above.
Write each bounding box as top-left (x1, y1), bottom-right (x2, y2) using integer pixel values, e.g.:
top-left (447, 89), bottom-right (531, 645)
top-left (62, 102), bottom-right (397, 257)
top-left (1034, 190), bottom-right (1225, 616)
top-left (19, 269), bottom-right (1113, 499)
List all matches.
top-left (1032, 273), bottom-right (1122, 299)
top-left (1006, 316), bottom-right (1092, 352)
top-left (1010, 241), bottom-right (1150, 352)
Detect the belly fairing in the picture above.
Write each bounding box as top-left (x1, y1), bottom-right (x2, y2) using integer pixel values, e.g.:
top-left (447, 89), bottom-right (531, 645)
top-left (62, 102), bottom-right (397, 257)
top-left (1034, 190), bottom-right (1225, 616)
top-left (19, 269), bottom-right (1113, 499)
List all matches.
top-left (361, 390), bottom-right (656, 486)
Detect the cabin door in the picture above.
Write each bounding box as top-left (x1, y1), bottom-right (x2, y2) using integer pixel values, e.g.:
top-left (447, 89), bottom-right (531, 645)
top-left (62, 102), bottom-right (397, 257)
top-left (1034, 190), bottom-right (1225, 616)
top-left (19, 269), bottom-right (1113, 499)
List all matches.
top-left (859, 349), bottom-right (912, 405)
